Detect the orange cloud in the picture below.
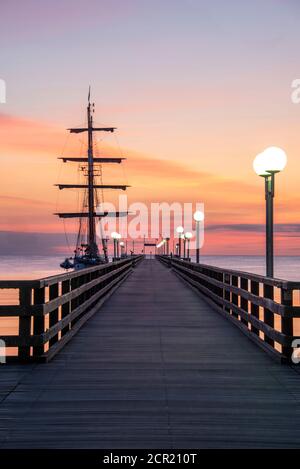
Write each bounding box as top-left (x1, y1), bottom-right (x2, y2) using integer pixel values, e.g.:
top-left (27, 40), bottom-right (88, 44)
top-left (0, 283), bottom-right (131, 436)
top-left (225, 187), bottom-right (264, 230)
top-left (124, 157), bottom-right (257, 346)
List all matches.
top-left (0, 113), bottom-right (299, 255)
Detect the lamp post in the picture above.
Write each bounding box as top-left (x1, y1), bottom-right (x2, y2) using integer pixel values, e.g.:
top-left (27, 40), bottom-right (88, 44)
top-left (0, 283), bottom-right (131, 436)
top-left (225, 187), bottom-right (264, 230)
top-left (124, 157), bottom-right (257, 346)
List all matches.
top-left (116, 233), bottom-right (121, 259)
top-left (165, 237), bottom-right (170, 256)
top-left (176, 226), bottom-right (184, 258)
top-left (111, 232), bottom-right (119, 261)
top-left (156, 240), bottom-right (164, 255)
top-left (253, 146), bottom-right (287, 277)
top-left (182, 234), bottom-right (187, 258)
top-left (163, 239), bottom-right (167, 255)
top-left (119, 241), bottom-right (125, 258)
top-left (193, 210), bottom-right (204, 263)
top-left (184, 232), bottom-right (193, 260)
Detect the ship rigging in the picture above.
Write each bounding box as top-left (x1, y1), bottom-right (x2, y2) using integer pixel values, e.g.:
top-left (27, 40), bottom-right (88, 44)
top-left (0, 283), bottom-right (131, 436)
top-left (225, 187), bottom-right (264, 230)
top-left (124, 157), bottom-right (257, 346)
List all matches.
top-left (56, 90), bottom-right (129, 269)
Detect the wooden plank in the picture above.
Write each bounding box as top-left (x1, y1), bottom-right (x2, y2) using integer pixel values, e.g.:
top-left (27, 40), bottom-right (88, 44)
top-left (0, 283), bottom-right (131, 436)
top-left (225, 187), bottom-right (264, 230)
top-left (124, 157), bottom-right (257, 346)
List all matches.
top-left (0, 334), bottom-right (43, 347)
top-left (0, 304), bottom-right (43, 316)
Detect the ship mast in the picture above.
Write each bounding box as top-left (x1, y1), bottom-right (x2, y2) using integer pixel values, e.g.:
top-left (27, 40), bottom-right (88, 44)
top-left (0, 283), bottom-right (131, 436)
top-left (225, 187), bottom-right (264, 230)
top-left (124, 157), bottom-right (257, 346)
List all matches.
top-left (87, 89), bottom-right (97, 257)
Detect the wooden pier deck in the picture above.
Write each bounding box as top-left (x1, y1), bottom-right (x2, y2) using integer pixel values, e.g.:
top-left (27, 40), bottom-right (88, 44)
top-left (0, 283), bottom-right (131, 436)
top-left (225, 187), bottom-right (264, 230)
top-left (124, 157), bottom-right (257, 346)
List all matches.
top-left (1, 259), bottom-right (300, 448)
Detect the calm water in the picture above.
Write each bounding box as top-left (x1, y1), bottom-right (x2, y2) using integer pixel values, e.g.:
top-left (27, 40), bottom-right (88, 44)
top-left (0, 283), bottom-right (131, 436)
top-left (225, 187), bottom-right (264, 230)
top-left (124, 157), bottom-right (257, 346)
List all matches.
top-left (0, 255), bottom-right (299, 280)
top-left (195, 255), bottom-right (300, 281)
top-left (0, 256), bottom-right (63, 281)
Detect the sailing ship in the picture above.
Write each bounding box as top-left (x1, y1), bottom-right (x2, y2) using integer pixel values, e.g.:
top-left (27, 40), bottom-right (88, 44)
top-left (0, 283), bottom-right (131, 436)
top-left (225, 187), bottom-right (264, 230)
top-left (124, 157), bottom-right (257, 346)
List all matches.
top-left (55, 90), bottom-right (129, 270)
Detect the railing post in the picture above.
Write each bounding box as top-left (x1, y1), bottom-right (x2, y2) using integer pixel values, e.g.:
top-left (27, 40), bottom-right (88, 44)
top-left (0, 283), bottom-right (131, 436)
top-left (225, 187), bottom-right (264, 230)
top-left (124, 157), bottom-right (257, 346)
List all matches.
top-left (223, 273), bottom-right (231, 313)
top-left (61, 279), bottom-right (70, 336)
top-left (18, 287), bottom-right (32, 360)
top-left (240, 278), bottom-right (249, 327)
top-left (250, 280), bottom-right (260, 336)
top-left (33, 286), bottom-right (45, 358)
top-left (71, 277), bottom-right (79, 328)
top-left (263, 284), bottom-right (274, 347)
top-left (281, 288), bottom-right (293, 360)
top-left (231, 275), bottom-right (238, 318)
top-left (49, 283), bottom-right (59, 346)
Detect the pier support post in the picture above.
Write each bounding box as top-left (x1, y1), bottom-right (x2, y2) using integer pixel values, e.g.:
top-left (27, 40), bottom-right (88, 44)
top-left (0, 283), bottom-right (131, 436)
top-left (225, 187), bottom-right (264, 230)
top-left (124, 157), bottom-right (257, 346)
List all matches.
top-left (61, 279), bottom-right (71, 336)
top-left (263, 284), bottom-right (274, 347)
top-left (281, 288), bottom-right (293, 361)
top-left (250, 280), bottom-right (260, 335)
top-left (49, 283), bottom-right (59, 346)
top-left (223, 273), bottom-right (231, 314)
top-left (18, 287), bottom-right (32, 360)
top-left (240, 278), bottom-right (249, 326)
top-left (33, 286), bottom-right (45, 358)
top-left (231, 275), bottom-right (239, 318)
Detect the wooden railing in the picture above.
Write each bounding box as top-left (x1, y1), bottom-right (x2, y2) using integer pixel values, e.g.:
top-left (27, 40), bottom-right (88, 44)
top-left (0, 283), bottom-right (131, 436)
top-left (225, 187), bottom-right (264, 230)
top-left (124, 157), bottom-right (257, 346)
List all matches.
top-left (157, 255), bottom-right (300, 363)
top-left (0, 255), bottom-right (143, 363)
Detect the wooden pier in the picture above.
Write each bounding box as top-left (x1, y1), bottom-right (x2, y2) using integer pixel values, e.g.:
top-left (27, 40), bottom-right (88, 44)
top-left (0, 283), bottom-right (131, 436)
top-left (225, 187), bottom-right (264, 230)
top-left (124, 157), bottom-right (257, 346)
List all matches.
top-left (1, 258), bottom-right (300, 448)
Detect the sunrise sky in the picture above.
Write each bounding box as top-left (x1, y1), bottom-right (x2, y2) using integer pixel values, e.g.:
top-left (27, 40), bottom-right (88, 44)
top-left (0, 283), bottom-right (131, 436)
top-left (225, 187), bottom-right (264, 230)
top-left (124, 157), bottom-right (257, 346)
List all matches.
top-left (1, 0), bottom-right (300, 255)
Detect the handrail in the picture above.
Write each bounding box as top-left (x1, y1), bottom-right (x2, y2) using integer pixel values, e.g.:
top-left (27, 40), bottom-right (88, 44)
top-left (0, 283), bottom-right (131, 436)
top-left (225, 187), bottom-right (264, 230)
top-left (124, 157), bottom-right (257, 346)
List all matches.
top-left (0, 255), bottom-right (144, 362)
top-left (157, 255), bottom-right (300, 363)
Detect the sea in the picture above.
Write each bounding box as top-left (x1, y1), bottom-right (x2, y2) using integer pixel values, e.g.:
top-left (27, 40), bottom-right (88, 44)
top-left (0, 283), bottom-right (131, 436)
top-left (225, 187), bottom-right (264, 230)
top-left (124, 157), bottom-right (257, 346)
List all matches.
top-left (0, 255), bottom-right (299, 280)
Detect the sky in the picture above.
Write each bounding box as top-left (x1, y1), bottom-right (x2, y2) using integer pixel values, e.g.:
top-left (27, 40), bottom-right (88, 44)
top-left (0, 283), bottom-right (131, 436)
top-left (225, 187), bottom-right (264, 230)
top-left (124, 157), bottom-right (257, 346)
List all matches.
top-left (1, 0), bottom-right (300, 255)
